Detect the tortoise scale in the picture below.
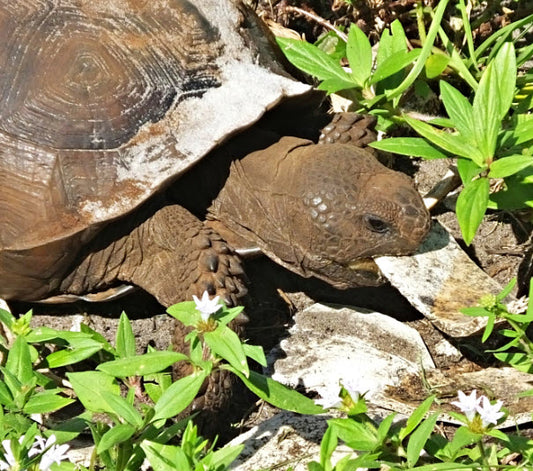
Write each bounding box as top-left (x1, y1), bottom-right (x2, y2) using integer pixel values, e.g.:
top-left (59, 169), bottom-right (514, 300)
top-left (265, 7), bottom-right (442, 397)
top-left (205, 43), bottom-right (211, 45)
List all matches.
top-left (0, 2), bottom-right (429, 325)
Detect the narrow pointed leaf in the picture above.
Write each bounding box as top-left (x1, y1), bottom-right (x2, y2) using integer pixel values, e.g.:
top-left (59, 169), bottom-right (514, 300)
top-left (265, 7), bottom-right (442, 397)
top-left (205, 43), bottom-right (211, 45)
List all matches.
top-left (407, 412), bottom-right (440, 467)
top-left (488, 155), bottom-right (533, 178)
top-left (492, 42), bottom-right (516, 120)
top-left (369, 137), bottom-right (448, 159)
top-left (328, 418), bottom-right (378, 451)
top-left (100, 392), bottom-right (143, 427)
top-left (67, 371), bottom-right (120, 413)
top-left (371, 49), bottom-right (421, 84)
top-left (23, 391), bottom-right (74, 414)
top-left (346, 25), bottom-right (372, 87)
top-left (208, 444), bottom-right (245, 469)
top-left (277, 37), bottom-right (353, 84)
top-left (473, 62), bottom-right (501, 158)
top-left (225, 367), bottom-right (323, 414)
top-left (204, 326), bottom-right (249, 377)
top-left (400, 395), bottom-right (436, 440)
top-left (47, 345), bottom-right (103, 368)
top-left (116, 312), bottom-right (136, 358)
top-left (440, 81), bottom-right (474, 140)
top-left (97, 351), bottom-right (188, 378)
top-left (386, 0), bottom-right (449, 99)
top-left (376, 20), bottom-right (407, 67)
top-left (513, 118), bottom-right (533, 145)
top-left (404, 116), bottom-right (484, 164)
top-left (97, 423), bottom-right (136, 454)
top-left (456, 177), bottom-right (490, 245)
top-left (457, 158), bottom-right (484, 184)
top-left (152, 370), bottom-right (208, 422)
top-left (6, 336), bottom-right (33, 385)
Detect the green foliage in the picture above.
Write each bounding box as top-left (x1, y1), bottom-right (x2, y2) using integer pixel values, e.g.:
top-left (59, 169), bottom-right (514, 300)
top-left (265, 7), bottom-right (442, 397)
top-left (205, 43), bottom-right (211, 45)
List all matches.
top-left (277, 0), bottom-right (450, 130)
top-left (462, 277), bottom-right (533, 374)
top-left (0, 298), bottom-right (322, 470)
top-left (372, 42), bottom-right (533, 244)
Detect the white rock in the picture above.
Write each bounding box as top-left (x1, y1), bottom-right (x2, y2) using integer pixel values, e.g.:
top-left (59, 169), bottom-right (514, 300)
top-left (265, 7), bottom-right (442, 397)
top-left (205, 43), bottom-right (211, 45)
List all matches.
top-left (228, 412), bottom-right (353, 471)
top-left (376, 221), bottom-right (512, 337)
top-left (269, 303), bottom-right (435, 405)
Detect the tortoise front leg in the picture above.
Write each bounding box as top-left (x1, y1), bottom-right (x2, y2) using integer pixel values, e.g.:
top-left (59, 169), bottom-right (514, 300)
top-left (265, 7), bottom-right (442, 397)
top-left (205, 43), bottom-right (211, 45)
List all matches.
top-left (60, 203), bottom-right (247, 308)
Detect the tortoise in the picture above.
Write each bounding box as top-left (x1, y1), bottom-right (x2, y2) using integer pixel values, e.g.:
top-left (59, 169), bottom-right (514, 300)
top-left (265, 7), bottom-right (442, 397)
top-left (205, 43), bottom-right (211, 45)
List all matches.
top-left (0, 0), bottom-right (430, 422)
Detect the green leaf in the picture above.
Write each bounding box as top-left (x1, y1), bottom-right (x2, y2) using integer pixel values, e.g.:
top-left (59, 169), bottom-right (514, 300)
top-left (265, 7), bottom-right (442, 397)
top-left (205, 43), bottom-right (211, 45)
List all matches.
top-left (369, 137), bottom-right (448, 159)
top-left (400, 395), bottom-right (436, 441)
top-left (67, 371), bottom-right (120, 413)
top-left (226, 367), bottom-right (323, 414)
top-left (406, 412), bottom-right (439, 467)
top-left (371, 49), bottom-right (421, 84)
top-left (216, 305), bottom-right (245, 326)
top-left (317, 77), bottom-right (359, 94)
top-left (513, 117), bottom-right (533, 145)
top-left (46, 345), bottom-right (103, 368)
top-left (96, 423), bottom-right (136, 454)
top-left (0, 308), bottom-right (15, 330)
top-left (346, 25), bottom-right (372, 87)
top-left (116, 312), bottom-right (136, 358)
top-left (440, 81), bottom-right (474, 140)
top-left (404, 116), bottom-right (485, 165)
top-left (456, 158), bottom-right (484, 184)
top-left (493, 352), bottom-right (533, 373)
top-left (425, 54), bottom-right (450, 78)
top-left (473, 60), bottom-right (502, 159)
top-left (204, 326), bottom-right (249, 377)
top-left (167, 301), bottom-right (200, 327)
top-left (386, 0), bottom-right (450, 99)
top-left (489, 155), bottom-right (533, 178)
top-left (242, 344), bottom-right (267, 366)
top-left (489, 171), bottom-right (533, 210)
top-left (141, 441), bottom-right (189, 471)
top-left (205, 443), bottom-right (244, 469)
top-left (23, 391), bottom-right (74, 415)
top-left (0, 380), bottom-right (13, 406)
top-left (100, 392), bottom-right (143, 427)
top-left (456, 177), bottom-right (490, 245)
top-left (276, 37), bottom-right (354, 85)
top-left (328, 418), bottom-right (378, 451)
top-left (319, 426), bottom-right (338, 470)
top-left (377, 412), bottom-right (396, 444)
top-left (6, 336), bottom-right (34, 386)
top-left (376, 20), bottom-right (407, 67)
top-left (0, 367), bottom-right (24, 403)
top-left (152, 370), bottom-right (208, 422)
top-left (461, 307), bottom-right (491, 318)
top-left (97, 351), bottom-right (188, 378)
top-left (491, 42), bottom-right (516, 120)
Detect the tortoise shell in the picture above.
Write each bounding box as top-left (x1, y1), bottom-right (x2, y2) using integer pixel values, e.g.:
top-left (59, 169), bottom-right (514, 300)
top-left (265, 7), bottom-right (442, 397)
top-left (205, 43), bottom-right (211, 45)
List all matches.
top-left (0, 0), bottom-right (310, 300)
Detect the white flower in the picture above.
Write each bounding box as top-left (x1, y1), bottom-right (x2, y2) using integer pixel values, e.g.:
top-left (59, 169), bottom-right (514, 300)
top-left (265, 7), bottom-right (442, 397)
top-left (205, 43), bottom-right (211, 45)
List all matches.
top-left (0, 439), bottom-right (16, 470)
top-left (193, 291), bottom-right (221, 321)
top-left (314, 388), bottom-right (342, 409)
top-left (340, 378), bottom-right (361, 402)
top-left (451, 390), bottom-right (481, 421)
top-left (477, 396), bottom-right (504, 428)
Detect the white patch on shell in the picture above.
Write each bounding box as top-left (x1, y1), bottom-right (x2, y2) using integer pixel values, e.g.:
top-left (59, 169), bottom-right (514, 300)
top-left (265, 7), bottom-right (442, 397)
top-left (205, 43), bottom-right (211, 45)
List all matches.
top-left (82, 0), bottom-right (310, 223)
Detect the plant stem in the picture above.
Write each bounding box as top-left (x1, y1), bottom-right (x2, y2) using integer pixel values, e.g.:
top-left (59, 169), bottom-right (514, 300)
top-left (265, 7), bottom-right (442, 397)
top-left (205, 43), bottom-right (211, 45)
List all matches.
top-left (477, 440), bottom-right (490, 469)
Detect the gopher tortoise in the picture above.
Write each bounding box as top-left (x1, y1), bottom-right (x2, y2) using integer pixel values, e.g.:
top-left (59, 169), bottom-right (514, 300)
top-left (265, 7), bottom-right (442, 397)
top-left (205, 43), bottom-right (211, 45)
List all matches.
top-left (0, 0), bottom-right (430, 425)
top-left (0, 0), bottom-right (430, 306)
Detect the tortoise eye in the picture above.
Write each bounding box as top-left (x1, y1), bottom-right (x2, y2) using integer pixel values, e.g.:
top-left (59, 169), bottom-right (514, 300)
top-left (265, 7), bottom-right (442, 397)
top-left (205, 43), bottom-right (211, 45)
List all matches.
top-left (365, 215), bottom-right (390, 234)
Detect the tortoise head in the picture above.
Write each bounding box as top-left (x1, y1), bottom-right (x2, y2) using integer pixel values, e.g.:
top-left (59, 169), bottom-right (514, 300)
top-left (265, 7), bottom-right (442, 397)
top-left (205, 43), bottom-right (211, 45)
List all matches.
top-left (209, 137), bottom-right (431, 288)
